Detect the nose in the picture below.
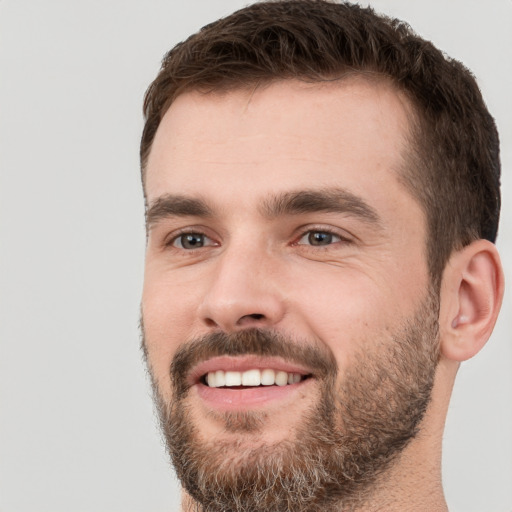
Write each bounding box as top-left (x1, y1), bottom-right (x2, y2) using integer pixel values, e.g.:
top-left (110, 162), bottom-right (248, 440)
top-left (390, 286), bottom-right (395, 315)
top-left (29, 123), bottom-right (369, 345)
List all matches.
top-left (198, 242), bottom-right (286, 332)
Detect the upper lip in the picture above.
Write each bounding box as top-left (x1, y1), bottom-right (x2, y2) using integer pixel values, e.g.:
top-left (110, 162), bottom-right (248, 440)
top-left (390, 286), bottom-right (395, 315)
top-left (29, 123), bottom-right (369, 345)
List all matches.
top-left (188, 355), bottom-right (313, 386)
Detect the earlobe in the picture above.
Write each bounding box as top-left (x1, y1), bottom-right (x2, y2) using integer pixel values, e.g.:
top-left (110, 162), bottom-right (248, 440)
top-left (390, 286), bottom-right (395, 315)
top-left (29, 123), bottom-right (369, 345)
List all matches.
top-left (439, 240), bottom-right (504, 362)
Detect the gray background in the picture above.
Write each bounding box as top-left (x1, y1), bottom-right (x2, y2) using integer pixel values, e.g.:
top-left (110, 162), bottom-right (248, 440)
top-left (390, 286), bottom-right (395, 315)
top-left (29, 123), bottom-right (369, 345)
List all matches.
top-left (0, 1), bottom-right (510, 511)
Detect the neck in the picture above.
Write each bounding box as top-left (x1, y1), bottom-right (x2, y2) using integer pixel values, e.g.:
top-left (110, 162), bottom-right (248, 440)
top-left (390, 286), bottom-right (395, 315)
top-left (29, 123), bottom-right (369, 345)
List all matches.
top-left (348, 436), bottom-right (447, 511)
top-left (345, 358), bottom-right (455, 512)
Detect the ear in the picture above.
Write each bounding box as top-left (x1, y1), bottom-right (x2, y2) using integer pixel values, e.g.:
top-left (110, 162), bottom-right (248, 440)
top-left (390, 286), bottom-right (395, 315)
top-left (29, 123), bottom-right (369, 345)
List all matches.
top-left (439, 239), bottom-right (504, 362)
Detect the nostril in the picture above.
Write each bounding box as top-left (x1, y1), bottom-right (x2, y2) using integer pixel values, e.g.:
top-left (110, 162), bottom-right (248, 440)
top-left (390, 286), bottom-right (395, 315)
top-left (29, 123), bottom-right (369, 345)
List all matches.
top-left (203, 313), bottom-right (266, 330)
top-left (237, 313), bottom-right (265, 324)
top-left (204, 318), bottom-right (217, 328)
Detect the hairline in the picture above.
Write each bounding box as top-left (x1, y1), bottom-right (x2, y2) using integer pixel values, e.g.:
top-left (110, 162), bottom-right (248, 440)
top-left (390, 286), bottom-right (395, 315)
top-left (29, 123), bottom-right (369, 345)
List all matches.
top-left (141, 71), bottom-right (422, 186)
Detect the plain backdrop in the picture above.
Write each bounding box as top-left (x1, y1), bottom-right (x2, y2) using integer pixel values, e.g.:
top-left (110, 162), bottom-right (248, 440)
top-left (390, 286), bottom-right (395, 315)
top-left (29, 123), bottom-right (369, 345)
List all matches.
top-left (0, 1), bottom-right (510, 511)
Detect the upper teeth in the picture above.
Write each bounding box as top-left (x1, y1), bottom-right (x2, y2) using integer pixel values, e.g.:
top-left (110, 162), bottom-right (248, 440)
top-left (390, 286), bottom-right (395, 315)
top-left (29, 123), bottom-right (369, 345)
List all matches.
top-left (205, 369), bottom-right (303, 388)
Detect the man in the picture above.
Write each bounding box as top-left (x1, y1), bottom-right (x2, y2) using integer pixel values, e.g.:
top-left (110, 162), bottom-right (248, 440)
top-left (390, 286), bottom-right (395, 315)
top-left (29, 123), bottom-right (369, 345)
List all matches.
top-left (140, 1), bottom-right (504, 510)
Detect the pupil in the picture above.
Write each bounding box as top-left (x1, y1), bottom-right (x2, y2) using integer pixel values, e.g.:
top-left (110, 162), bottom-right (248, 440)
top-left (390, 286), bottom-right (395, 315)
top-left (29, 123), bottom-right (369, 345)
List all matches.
top-left (309, 231), bottom-right (332, 245)
top-left (182, 233), bottom-right (204, 249)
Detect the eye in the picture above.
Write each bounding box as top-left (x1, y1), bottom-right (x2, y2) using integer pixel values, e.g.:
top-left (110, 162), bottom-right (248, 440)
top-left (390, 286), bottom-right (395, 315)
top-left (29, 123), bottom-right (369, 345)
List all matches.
top-left (172, 232), bottom-right (215, 250)
top-left (297, 230), bottom-right (342, 246)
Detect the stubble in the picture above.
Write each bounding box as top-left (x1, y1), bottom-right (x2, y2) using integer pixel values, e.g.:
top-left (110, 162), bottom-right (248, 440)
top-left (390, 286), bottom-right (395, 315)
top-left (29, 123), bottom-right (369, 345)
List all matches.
top-left (143, 289), bottom-right (439, 512)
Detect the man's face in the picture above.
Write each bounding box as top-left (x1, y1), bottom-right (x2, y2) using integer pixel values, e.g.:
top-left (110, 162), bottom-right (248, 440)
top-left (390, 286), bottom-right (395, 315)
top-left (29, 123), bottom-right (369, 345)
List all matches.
top-left (142, 79), bottom-right (439, 510)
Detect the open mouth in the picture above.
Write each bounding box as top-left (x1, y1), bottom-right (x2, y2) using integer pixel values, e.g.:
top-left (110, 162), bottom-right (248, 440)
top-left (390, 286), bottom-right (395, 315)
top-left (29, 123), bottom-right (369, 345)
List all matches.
top-left (190, 356), bottom-right (316, 409)
top-left (201, 368), bottom-right (312, 388)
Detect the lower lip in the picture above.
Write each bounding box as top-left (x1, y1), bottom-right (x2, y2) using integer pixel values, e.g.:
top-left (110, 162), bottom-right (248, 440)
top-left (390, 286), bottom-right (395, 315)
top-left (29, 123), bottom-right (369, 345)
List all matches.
top-left (195, 380), bottom-right (312, 411)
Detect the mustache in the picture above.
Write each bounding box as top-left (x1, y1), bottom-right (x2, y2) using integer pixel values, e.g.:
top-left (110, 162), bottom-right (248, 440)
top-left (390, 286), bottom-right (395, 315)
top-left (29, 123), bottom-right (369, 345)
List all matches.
top-left (170, 329), bottom-right (337, 398)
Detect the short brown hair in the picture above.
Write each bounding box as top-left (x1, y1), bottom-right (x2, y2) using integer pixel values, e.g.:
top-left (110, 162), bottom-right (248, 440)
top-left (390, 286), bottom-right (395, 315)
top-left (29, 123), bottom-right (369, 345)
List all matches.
top-left (141, 0), bottom-right (500, 284)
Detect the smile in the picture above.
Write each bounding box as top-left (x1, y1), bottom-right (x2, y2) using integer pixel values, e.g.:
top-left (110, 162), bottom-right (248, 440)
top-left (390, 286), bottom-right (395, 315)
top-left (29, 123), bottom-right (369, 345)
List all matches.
top-left (190, 356), bottom-right (315, 410)
top-left (204, 368), bottom-right (308, 388)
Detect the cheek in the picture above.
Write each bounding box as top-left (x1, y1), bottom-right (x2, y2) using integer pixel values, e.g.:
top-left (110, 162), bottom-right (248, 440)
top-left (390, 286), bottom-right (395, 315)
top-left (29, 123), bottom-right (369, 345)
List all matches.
top-left (285, 262), bottom-right (424, 369)
top-left (142, 269), bottom-right (201, 392)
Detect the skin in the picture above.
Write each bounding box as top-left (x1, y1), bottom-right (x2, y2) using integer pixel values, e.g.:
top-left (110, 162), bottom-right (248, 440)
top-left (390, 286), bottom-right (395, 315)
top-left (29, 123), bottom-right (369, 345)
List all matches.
top-left (142, 78), bottom-right (504, 510)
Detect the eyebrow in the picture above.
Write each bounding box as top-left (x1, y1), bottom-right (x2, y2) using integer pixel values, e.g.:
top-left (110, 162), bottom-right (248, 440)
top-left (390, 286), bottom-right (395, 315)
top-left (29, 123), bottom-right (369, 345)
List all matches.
top-left (146, 188), bottom-right (381, 229)
top-left (260, 188), bottom-right (381, 225)
top-left (146, 194), bottom-right (213, 228)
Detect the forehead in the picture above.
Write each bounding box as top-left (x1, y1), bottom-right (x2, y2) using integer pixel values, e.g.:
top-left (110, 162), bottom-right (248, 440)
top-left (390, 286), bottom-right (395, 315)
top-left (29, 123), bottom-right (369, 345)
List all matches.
top-left (145, 78), bottom-right (416, 215)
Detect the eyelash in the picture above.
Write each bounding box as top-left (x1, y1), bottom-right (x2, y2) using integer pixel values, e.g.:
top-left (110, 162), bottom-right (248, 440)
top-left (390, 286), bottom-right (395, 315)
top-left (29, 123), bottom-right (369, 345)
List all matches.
top-left (294, 227), bottom-right (351, 248)
top-left (165, 226), bottom-right (351, 252)
top-left (165, 229), bottom-right (217, 250)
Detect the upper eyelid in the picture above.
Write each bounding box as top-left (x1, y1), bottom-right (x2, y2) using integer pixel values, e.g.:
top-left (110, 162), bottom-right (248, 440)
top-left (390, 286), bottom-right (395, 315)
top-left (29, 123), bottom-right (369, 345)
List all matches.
top-left (158, 223), bottom-right (355, 248)
top-left (298, 230), bottom-right (342, 241)
top-left (293, 224), bottom-right (355, 242)
top-left (162, 226), bottom-right (215, 247)
top-left (174, 232), bottom-right (217, 249)
top-left (294, 231), bottom-right (348, 249)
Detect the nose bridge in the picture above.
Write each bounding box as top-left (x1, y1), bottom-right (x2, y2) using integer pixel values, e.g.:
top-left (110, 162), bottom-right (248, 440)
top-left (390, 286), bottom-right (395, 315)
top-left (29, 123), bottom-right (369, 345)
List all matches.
top-left (198, 235), bottom-right (285, 331)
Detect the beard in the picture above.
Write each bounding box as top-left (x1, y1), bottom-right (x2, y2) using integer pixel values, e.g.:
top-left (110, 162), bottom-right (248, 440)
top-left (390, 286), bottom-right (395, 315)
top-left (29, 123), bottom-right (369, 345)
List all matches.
top-left (142, 289), bottom-right (440, 512)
